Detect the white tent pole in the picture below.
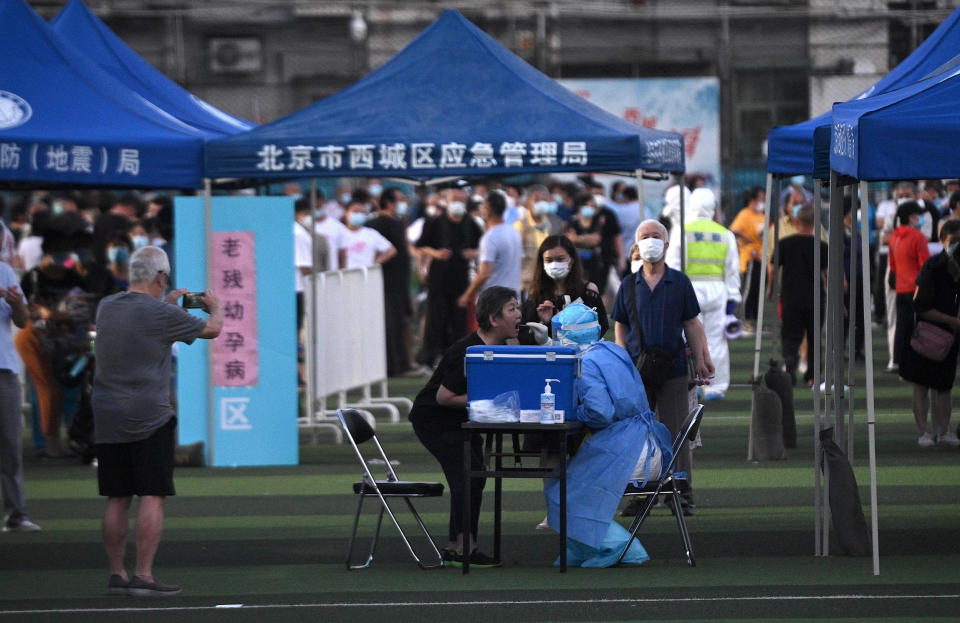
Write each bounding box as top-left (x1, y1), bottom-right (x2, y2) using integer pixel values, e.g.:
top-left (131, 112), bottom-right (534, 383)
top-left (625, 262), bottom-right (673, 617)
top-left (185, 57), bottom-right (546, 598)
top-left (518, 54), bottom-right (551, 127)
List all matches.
top-left (679, 173), bottom-right (686, 273)
top-left (308, 178), bottom-right (320, 442)
top-left (847, 186), bottom-right (859, 460)
top-left (204, 178), bottom-right (215, 467)
top-left (634, 169), bottom-right (645, 225)
top-left (812, 177), bottom-right (824, 556)
top-left (860, 179), bottom-right (880, 576)
top-left (748, 172), bottom-right (775, 461)
top-left (824, 170), bottom-right (848, 556)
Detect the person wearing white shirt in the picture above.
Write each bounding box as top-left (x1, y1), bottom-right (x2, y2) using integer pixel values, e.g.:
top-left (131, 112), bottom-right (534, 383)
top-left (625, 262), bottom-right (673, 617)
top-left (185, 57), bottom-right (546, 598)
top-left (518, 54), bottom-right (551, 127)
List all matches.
top-left (0, 261), bottom-right (40, 532)
top-left (342, 201), bottom-right (396, 269)
top-left (314, 205), bottom-right (349, 271)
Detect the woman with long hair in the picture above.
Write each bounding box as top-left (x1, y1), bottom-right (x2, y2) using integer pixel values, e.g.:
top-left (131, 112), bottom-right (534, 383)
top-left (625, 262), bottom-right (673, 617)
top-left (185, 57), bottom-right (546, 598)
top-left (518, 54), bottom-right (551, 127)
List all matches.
top-left (519, 234), bottom-right (609, 344)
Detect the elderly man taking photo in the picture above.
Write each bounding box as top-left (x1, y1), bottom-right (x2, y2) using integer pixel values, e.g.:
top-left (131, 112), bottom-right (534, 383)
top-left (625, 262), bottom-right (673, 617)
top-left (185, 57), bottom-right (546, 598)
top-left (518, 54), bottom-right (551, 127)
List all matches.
top-left (93, 246), bottom-right (222, 596)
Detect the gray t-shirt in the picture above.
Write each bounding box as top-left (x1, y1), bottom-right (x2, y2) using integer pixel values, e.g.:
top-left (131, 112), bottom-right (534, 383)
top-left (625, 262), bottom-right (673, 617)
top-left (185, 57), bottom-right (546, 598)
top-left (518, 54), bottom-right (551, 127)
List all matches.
top-left (92, 291), bottom-right (206, 444)
top-left (478, 222), bottom-right (522, 295)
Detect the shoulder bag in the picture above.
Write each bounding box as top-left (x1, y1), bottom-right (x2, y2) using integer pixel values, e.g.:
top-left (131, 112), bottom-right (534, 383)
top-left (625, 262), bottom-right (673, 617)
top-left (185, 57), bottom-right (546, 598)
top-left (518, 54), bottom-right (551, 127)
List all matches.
top-left (625, 275), bottom-right (677, 389)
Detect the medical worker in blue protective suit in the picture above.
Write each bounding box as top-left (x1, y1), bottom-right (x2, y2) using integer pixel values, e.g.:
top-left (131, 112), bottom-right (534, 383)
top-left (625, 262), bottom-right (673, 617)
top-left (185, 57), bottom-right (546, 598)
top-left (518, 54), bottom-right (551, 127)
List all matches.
top-left (544, 303), bottom-right (674, 567)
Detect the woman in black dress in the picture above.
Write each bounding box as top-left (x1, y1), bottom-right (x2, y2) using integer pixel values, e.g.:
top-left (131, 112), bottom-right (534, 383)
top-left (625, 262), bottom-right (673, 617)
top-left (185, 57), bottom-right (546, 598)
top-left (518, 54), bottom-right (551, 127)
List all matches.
top-left (899, 219), bottom-right (960, 448)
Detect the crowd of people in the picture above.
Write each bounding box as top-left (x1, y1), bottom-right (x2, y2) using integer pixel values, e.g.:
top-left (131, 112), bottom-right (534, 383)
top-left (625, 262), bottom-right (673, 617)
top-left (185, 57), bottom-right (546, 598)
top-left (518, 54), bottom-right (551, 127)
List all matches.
top-left (2, 173), bottom-right (959, 577)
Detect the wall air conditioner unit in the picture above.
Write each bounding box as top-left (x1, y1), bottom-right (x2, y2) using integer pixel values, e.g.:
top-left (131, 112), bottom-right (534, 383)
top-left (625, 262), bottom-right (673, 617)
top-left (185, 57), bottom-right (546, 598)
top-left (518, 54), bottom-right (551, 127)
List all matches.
top-left (208, 38), bottom-right (262, 74)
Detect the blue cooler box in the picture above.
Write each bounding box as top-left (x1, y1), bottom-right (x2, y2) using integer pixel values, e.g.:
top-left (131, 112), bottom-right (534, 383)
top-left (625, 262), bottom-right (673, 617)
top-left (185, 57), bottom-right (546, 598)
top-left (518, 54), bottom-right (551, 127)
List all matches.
top-left (466, 345), bottom-right (580, 416)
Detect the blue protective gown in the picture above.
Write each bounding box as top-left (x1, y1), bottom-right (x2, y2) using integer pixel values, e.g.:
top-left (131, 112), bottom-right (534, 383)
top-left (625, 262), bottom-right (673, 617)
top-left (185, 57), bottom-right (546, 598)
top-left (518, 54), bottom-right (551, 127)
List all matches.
top-left (544, 341), bottom-right (673, 558)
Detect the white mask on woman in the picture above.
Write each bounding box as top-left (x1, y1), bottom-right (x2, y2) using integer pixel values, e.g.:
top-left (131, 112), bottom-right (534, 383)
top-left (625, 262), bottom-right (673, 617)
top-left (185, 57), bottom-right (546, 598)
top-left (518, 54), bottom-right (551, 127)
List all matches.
top-left (637, 237), bottom-right (665, 263)
top-left (630, 259), bottom-right (643, 274)
top-left (543, 261), bottom-right (570, 280)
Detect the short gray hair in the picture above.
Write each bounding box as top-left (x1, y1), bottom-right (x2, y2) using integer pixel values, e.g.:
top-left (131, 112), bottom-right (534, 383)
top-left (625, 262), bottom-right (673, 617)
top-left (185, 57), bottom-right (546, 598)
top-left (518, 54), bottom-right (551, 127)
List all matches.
top-left (129, 246), bottom-right (170, 285)
top-left (635, 219), bottom-right (667, 242)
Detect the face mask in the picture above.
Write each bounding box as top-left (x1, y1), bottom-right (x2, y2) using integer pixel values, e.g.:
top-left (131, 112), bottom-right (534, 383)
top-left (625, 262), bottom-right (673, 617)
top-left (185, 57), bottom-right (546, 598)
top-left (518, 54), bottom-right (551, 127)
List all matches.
top-left (368, 184), bottom-right (382, 197)
top-left (543, 261), bottom-right (570, 280)
top-left (426, 205), bottom-right (440, 218)
top-left (579, 206), bottom-right (596, 220)
top-left (131, 235), bottom-right (149, 250)
top-left (448, 202), bottom-right (466, 218)
top-left (631, 259), bottom-right (643, 274)
top-left (289, 193), bottom-right (302, 202)
top-left (340, 192), bottom-right (352, 204)
top-left (107, 246), bottom-right (129, 265)
top-left (297, 214), bottom-right (313, 228)
top-left (348, 212), bottom-right (367, 228)
top-left (396, 201), bottom-right (409, 217)
top-left (792, 204), bottom-right (804, 219)
top-left (52, 201), bottom-right (65, 215)
top-left (314, 207), bottom-right (327, 220)
top-left (553, 194), bottom-right (564, 206)
top-left (533, 201), bottom-right (552, 216)
top-left (790, 175), bottom-right (805, 186)
top-left (753, 201), bottom-right (766, 213)
top-left (637, 237), bottom-right (665, 263)
top-left (896, 197), bottom-right (912, 206)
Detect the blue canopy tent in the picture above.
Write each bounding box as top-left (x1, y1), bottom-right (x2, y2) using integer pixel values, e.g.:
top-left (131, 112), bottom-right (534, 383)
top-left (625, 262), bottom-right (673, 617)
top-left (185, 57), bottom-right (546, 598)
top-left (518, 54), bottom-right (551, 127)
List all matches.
top-left (0, 0), bottom-right (205, 188)
top-left (818, 68), bottom-right (960, 576)
top-left (204, 8), bottom-right (686, 448)
top-left (50, 0), bottom-right (254, 138)
top-left (768, 4), bottom-right (960, 177)
top-left (205, 9), bottom-right (684, 181)
top-left (756, 10), bottom-right (960, 573)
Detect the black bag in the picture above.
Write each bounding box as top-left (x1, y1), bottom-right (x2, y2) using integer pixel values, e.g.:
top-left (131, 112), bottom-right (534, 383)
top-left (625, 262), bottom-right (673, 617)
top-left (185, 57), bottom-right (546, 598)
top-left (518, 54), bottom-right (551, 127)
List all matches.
top-left (625, 276), bottom-right (679, 390)
top-left (634, 346), bottom-right (676, 390)
top-left (751, 376), bottom-right (786, 460)
top-left (763, 359), bottom-right (797, 448)
top-left (820, 428), bottom-right (871, 556)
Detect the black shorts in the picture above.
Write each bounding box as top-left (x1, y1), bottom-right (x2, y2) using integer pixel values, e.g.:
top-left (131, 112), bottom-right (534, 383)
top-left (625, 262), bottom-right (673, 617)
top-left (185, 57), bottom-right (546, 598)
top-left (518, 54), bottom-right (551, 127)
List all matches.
top-left (96, 417), bottom-right (177, 498)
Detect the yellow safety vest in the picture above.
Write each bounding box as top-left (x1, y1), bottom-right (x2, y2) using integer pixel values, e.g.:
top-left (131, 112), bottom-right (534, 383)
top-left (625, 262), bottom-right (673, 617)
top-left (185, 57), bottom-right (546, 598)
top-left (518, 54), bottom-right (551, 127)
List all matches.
top-left (684, 219), bottom-right (727, 281)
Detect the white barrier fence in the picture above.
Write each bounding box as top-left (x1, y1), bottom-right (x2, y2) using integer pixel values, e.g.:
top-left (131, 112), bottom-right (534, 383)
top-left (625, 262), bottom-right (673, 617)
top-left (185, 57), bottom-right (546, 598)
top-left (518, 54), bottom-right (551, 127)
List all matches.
top-left (301, 266), bottom-right (413, 442)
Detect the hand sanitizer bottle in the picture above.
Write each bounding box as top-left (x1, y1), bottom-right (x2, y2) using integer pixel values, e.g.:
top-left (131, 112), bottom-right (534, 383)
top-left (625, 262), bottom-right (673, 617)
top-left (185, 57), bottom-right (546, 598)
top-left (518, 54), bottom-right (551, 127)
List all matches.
top-left (540, 379), bottom-right (559, 424)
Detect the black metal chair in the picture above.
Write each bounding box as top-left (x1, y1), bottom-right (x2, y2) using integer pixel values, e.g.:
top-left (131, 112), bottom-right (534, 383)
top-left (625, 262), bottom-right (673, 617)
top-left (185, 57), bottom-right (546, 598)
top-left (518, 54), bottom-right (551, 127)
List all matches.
top-left (337, 409), bottom-right (445, 569)
top-left (617, 404), bottom-right (705, 566)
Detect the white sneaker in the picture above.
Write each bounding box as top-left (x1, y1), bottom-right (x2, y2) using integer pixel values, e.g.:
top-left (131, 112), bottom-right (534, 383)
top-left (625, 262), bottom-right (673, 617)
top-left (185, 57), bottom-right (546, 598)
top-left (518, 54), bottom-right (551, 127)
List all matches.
top-left (2, 517), bottom-right (41, 532)
top-left (797, 361), bottom-right (808, 375)
top-left (937, 430), bottom-right (960, 447)
top-left (918, 432), bottom-right (936, 448)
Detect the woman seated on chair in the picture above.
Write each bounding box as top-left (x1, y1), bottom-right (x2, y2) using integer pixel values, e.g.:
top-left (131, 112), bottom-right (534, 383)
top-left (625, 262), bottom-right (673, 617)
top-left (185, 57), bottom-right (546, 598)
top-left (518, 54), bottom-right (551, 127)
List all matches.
top-left (408, 286), bottom-right (522, 567)
top-left (543, 304), bottom-right (673, 567)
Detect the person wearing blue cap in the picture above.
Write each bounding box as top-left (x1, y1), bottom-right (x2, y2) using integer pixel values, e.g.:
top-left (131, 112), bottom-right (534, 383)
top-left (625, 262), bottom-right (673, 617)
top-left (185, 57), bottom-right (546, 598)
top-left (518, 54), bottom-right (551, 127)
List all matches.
top-left (543, 305), bottom-right (673, 566)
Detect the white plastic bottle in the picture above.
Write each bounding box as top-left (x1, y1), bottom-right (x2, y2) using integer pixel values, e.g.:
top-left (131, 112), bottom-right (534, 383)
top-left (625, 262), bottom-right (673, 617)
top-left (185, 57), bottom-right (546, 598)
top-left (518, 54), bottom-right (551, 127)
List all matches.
top-left (540, 379), bottom-right (559, 424)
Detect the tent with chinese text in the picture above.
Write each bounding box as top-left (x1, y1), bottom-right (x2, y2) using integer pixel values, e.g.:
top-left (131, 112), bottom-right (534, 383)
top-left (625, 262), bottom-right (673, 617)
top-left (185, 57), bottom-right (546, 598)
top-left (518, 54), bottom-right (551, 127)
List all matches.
top-left (205, 9), bottom-right (684, 181)
top-left (0, 0), bottom-right (205, 188)
top-left (767, 4), bottom-right (960, 176)
top-left (50, 0), bottom-right (254, 138)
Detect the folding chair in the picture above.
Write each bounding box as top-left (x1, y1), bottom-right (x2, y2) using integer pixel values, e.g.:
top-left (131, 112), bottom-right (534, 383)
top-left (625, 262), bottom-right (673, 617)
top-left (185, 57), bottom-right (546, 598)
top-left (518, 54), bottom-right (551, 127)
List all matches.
top-left (617, 404), bottom-right (705, 566)
top-left (337, 408), bottom-right (445, 569)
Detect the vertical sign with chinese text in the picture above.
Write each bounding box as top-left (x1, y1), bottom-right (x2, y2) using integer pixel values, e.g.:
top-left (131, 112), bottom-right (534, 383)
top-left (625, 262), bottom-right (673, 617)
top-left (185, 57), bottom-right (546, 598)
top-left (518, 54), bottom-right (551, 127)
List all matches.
top-left (212, 232), bottom-right (258, 386)
top-left (175, 196), bottom-right (296, 467)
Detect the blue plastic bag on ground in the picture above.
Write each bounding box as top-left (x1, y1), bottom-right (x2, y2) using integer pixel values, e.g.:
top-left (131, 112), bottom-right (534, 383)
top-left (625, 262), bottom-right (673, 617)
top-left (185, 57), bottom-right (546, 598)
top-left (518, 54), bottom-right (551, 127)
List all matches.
top-left (554, 520), bottom-right (649, 567)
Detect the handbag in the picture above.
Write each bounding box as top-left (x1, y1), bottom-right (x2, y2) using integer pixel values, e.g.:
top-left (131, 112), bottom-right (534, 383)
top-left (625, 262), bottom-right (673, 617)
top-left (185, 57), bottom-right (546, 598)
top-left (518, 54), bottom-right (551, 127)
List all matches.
top-left (910, 320), bottom-right (955, 361)
top-left (625, 276), bottom-right (678, 390)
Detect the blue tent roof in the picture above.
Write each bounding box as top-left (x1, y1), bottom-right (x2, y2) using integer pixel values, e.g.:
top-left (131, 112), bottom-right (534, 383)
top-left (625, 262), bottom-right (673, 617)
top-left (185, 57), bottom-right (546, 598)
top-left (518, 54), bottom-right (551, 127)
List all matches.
top-left (767, 5), bottom-right (960, 175)
top-left (206, 9), bottom-right (684, 181)
top-left (0, 0), bottom-right (206, 188)
top-left (50, 0), bottom-right (254, 138)
top-left (829, 65), bottom-right (960, 180)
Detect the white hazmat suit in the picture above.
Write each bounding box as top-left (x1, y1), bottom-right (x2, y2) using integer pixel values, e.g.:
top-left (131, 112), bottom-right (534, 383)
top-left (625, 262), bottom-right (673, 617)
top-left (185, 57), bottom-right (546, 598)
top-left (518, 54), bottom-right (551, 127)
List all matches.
top-left (664, 188), bottom-right (741, 397)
